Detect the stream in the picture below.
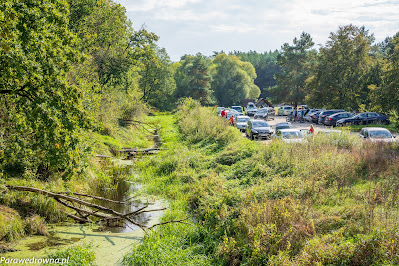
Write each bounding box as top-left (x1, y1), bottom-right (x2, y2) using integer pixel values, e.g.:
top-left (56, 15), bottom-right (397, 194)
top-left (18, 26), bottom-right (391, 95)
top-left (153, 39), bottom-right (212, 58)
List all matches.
top-left (3, 178), bottom-right (165, 266)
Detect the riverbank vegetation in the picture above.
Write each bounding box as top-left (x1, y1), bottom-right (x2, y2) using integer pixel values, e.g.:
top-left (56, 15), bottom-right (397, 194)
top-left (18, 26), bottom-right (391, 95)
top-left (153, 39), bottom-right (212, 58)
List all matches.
top-left (1, 0), bottom-right (399, 264)
top-left (123, 100), bottom-right (399, 265)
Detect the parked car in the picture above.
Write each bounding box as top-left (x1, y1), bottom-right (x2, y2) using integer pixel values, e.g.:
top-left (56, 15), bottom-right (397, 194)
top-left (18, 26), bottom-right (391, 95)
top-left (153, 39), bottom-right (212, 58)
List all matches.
top-left (274, 129), bottom-right (305, 143)
top-left (275, 122), bottom-right (292, 132)
top-left (337, 112), bottom-right (390, 126)
top-left (324, 112), bottom-right (354, 127)
top-left (254, 107), bottom-right (274, 120)
top-left (317, 129), bottom-right (342, 135)
top-left (278, 106), bottom-right (294, 116)
top-left (225, 109), bottom-right (240, 120)
top-left (231, 105), bottom-right (243, 115)
top-left (245, 120), bottom-right (273, 140)
top-left (235, 115), bottom-right (251, 132)
top-left (217, 107), bottom-right (225, 115)
top-left (318, 110), bottom-right (346, 124)
top-left (305, 110), bottom-right (325, 123)
top-left (246, 102), bottom-right (258, 116)
top-left (359, 127), bottom-right (396, 142)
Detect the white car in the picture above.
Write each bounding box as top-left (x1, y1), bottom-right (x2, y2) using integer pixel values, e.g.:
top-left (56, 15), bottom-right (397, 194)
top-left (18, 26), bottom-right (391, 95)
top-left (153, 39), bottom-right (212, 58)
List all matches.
top-left (278, 106), bottom-right (294, 116)
top-left (274, 129), bottom-right (305, 143)
top-left (360, 127), bottom-right (396, 143)
top-left (235, 115), bottom-right (251, 131)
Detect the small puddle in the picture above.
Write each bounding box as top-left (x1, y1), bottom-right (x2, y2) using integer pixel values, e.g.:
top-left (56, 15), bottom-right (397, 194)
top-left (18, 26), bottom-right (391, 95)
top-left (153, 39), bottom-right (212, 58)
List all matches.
top-left (3, 180), bottom-right (165, 266)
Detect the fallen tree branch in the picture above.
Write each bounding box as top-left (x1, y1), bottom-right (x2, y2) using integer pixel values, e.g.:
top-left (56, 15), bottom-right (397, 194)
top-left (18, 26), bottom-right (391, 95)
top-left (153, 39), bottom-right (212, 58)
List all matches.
top-left (6, 185), bottom-right (186, 231)
top-left (6, 185), bottom-right (147, 229)
top-left (58, 192), bottom-right (131, 205)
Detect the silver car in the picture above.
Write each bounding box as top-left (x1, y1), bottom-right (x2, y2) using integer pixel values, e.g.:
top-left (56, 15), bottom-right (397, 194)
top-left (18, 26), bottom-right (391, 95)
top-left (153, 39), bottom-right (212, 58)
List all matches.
top-left (274, 129), bottom-right (305, 143)
top-left (360, 127), bottom-right (396, 142)
top-left (235, 115), bottom-right (251, 132)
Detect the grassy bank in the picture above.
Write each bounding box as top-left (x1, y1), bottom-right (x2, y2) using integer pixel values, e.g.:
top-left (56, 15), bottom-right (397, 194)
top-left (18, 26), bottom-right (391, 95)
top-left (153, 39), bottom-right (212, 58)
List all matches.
top-left (0, 116), bottom-right (157, 249)
top-left (123, 99), bottom-right (399, 265)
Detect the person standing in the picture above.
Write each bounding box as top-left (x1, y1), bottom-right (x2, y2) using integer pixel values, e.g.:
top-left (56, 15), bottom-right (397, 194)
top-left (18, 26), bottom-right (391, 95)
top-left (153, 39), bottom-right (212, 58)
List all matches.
top-left (221, 109), bottom-right (227, 118)
top-left (309, 124), bottom-right (315, 135)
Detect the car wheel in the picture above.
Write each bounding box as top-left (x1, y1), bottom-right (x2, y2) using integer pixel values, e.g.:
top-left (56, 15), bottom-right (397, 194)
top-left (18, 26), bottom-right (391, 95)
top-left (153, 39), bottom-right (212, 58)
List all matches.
top-left (251, 134), bottom-right (255, 140)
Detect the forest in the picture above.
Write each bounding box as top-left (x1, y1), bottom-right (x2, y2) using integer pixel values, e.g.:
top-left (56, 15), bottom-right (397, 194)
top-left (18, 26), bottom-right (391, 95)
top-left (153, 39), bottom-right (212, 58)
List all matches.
top-left (1, 0), bottom-right (399, 265)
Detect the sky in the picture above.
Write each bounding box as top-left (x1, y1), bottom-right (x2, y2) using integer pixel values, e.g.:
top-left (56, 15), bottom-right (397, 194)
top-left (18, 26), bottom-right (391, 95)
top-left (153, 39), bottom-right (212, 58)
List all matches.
top-left (116, 0), bottom-right (399, 61)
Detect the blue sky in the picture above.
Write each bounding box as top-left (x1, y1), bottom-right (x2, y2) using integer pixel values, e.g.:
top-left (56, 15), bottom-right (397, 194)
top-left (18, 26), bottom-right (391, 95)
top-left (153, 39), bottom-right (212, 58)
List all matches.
top-left (117, 0), bottom-right (399, 61)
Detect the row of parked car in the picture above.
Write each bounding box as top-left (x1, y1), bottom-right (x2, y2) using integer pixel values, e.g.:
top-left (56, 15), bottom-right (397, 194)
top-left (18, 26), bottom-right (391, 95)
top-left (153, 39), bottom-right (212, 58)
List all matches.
top-left (303, 109), bottom-right (390, 127)
top-left (218, 103), bottom-right (275, 120)
top-left (240, 117), bottom-right (396, 143)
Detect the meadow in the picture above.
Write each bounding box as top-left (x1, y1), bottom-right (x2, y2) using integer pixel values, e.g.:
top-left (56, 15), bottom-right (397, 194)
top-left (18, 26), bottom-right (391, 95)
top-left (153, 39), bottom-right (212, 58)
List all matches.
top-left (123, 99), bottom-right (399, 265)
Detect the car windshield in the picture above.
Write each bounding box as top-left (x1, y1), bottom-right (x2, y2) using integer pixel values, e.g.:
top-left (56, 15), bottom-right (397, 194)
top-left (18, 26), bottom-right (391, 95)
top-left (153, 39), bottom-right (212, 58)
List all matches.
top-left (281, 131), bottom-right (304, 139)
top-left (276, 126), bottom-right (291, 130)
top-left (369, 130), bottom-right (392, 138)
top-left (232, 107), bottom-right (241, 111)
top-left (257, 109), bottom-right (267, 113)
top-left (252, 122), bottom-right (269, 127)
top-left (237, 118), bottom-right (250, 123)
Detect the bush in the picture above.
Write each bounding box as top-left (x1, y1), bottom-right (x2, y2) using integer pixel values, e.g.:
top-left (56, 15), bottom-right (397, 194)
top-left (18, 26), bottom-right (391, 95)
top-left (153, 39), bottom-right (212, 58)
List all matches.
top-left (0, 205), bottom-right (25, 241)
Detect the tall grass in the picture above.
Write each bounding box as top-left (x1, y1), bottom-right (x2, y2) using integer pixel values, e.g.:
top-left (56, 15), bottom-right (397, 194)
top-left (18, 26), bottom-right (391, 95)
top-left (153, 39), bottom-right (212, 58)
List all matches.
top-left (123, 100), bottom-right (399, 265)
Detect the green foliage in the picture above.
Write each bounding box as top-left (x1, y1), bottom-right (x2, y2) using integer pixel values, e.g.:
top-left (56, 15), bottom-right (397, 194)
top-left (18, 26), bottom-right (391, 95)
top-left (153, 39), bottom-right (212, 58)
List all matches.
top-left (176, 98), bottom-right (241, 147)
top-left (174, 53), bottom-right (213, 105)
top-left (47, 243), bottom-right (96, 266)
top-left (369, 33), bottom-right (399, 114)
top-left (233, 50), bottom-right (281, 99)
top-left (122, 224), bottom-right (211, 266)
top-left (273, 32), bottom-right (315, 105)
top-left (0, 0), bottom-right (90, 179)
top-left (138, 46), bottom-right (176, 110)
top-left (307, 25), bottom-right (375, 110)
top-left (125, 112), bottom-right (399, 265)
top-left (211, 54), bottom-right (260, 106)
top-left (0, 206), bottom-right (25, 241)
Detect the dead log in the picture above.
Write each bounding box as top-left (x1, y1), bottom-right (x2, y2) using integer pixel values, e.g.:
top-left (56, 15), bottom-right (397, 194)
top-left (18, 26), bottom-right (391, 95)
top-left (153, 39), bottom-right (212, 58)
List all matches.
top-left (6, 185), bottom-right (147, 229)
top-left (58, 192), bottom-right (131, 205)
top-left (5, 185), bottom-right (188, 231)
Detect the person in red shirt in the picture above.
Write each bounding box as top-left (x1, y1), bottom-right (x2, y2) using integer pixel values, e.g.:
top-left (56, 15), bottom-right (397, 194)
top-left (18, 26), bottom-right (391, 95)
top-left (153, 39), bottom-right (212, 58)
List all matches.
top-left (221, 109), bottom-right (227, 118)
top-left (309, 124), bottom-right (315, 135)
top-left (229, 115), bottom-right (235, 125)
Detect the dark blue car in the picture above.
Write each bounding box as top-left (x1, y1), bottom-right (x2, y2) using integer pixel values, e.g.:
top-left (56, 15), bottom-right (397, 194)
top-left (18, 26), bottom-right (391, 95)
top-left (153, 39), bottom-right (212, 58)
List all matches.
top-left (324, 112), bottom-right (354, 127)
top-left (318, 110), bottom-right (346, 124)
top-left (336, 112), bottom-right (389, 126)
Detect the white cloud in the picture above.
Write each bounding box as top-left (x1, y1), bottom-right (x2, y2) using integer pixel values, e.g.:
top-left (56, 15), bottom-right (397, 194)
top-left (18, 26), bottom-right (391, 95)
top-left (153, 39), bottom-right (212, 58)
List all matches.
top-left (116, 0), bottom-right (399, 60)
top-left (117, 0), bottom-right (202, 12)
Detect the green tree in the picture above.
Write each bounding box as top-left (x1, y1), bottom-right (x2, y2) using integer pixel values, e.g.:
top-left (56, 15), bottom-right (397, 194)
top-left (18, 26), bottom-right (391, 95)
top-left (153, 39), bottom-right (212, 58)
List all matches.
top-left (233, 50), bottom-right (281, 99)
top-left (138, 46), bottom-right (176, 110)
top-left (0, 0), bottom-right (89, 179)
top-left (369, 32), bottom-right (399, 113)
top-left (273, 32), bottom-right (315, 106)
top-left (174, 53), bottom-right (213, 104)
top-left (307, 25), bottom-right (375, 110)
top-left (211, 54), bottom-right (260, 107)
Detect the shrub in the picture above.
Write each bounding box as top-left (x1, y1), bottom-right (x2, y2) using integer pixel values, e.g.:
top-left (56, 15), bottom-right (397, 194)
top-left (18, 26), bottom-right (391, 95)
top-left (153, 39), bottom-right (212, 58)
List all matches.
top-left (0, 205), bottom-right (25, 241)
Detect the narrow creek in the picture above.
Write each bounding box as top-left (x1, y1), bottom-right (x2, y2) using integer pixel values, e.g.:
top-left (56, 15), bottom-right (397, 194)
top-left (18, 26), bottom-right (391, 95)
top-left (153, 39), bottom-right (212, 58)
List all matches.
top-left (4, 171), bottom-right (165, 265)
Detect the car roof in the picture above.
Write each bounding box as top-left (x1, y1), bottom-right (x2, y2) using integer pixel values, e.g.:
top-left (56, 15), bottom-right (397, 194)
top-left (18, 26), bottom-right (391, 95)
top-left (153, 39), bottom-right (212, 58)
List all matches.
top-left (362, 127), bottom-right (390, 131)
top-left (279, 129), bottom-right (301, 132)
top-left (237, 115), bottom-right (250, 119)
top-left (252, 119), bottom-right (269, 123)
top-left (329, 112), bottom-right (351, 116)
top-left (276, 122), bottom-right (291, 125)
top-left (318, 129), bottom-right (342, 133)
